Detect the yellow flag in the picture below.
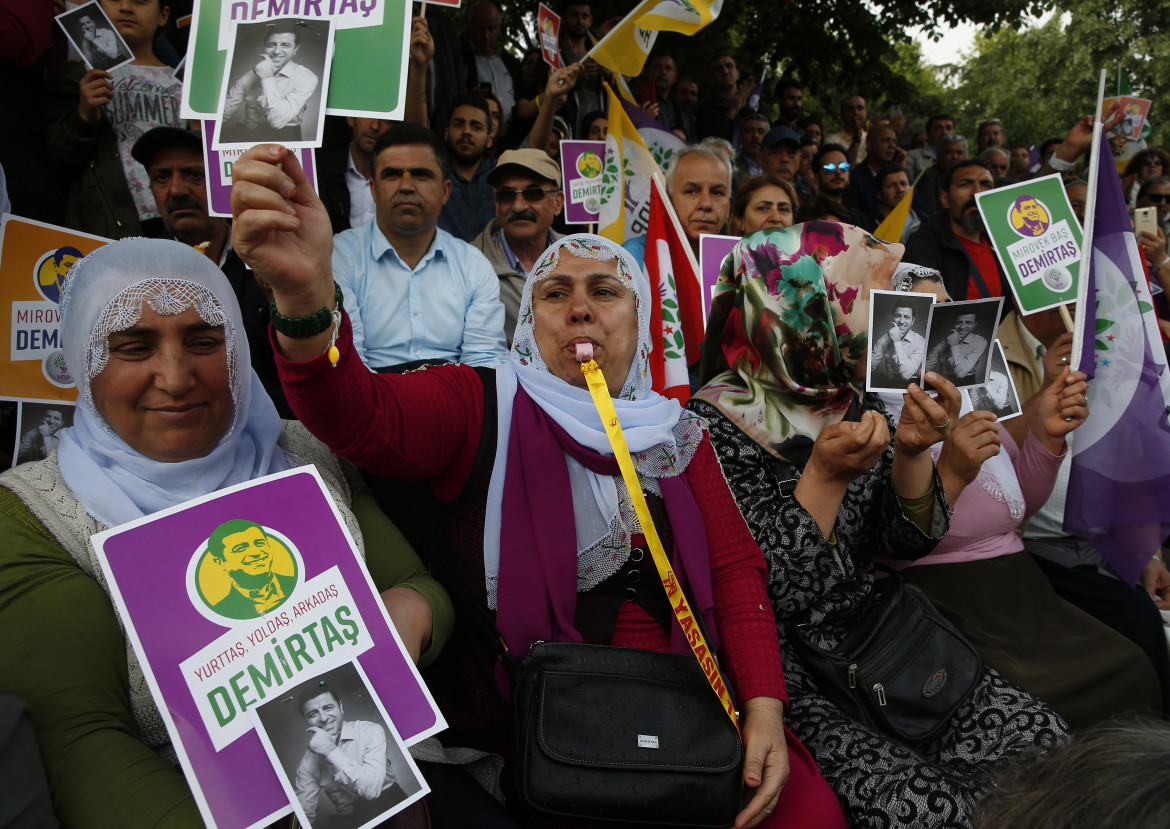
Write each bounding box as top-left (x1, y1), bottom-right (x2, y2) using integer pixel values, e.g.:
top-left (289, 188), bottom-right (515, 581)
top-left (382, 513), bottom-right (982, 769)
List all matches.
top-left (875, 187), bottom-right (914, 244)
top-left (599, 84), bottom-right (661, 244)
top-left (588, 0), bottom-right (724, 78)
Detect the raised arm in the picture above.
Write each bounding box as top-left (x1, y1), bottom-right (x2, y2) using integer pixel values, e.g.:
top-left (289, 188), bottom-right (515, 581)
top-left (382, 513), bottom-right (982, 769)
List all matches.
top-left (230, 146), bottom-right (485, 490)
top-left (527, 63), bottom-right (581, 153)
top-left (403, 16), bottom-right (432, 128)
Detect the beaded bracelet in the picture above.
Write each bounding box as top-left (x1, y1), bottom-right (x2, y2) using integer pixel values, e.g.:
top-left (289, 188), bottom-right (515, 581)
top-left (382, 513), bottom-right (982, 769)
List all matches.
top-left (270, 283), bottom-right (343, 338)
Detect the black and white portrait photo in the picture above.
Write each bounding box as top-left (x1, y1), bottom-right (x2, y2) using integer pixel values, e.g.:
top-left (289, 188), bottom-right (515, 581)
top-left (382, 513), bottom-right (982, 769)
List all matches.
top-left (923, 297), bottom-right (1003, 391)
top-left (55, 1), bottom-right (133, 71)
top-left (968, 340), bottom-right (1022, 421)
top-left (867, 289), bottom-right (935, 392)
top-left (13, 401), bottom-right (75, 467)
top-left (214, 17), bottom-right (333, 150)
top-left (250, 661), bottom-right (427, 829)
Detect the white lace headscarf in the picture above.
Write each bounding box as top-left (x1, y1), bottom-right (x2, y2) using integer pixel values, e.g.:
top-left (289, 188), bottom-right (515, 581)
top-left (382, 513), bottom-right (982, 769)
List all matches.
top-left (57, 238), bottom-right (289, 527)
top-left (483, 234), bottom-right (706, 606)
top-left (881, 263), bottom-right (1024, 519)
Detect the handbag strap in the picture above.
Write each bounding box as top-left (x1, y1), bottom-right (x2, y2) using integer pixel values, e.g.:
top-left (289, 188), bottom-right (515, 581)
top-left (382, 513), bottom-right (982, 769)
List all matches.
top-left (579, 359), bottom-right (740, 731)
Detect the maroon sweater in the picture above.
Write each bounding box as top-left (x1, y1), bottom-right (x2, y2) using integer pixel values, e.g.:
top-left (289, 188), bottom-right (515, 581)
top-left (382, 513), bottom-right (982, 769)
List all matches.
top-left (275, 316), bottom-right (786, 754)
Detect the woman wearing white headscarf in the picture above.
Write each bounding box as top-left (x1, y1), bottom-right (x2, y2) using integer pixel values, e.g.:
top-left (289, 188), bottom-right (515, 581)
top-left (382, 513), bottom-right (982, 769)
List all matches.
top-left (0, 238), bottom-right (453, 827)
top-left (229, 145), bottom-right (849, 828)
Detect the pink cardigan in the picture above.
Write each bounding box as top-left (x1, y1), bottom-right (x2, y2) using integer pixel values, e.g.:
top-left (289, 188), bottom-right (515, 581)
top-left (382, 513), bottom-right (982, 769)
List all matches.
top-left (900, 427), bottom-right (1065, 568)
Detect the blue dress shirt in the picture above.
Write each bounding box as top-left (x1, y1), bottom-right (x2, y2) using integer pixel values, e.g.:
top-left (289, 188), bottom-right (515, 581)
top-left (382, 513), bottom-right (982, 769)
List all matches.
top-left (332, 219), bottom-right (508, 368)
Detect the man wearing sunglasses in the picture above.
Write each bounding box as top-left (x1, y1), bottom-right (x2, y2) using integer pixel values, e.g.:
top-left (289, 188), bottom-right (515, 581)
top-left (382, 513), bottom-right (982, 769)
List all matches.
top-left (472, 149), bottom-right (564, 342)
top-left (812, 144), bottom-right (871, 229)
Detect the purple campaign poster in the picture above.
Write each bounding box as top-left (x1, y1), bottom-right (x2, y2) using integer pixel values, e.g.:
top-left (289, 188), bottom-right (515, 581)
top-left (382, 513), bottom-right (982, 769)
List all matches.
top-left (699, 234), bottom-right (739, 320)
top-left (93, 467), bottom-right (445, 829)
top-left (201, 120), bottom-right (317, 218)
top-left (559, 139), bottom-right (606, 225)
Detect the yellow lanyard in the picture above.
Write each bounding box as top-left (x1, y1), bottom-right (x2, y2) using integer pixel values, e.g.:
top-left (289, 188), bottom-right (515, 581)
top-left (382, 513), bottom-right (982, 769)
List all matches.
top-left (580, 359), bottom-right (739, 731)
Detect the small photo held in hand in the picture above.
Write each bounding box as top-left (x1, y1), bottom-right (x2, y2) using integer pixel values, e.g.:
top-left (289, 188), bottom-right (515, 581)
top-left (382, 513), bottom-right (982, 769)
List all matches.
top-left (968, 340), bottom-right (1022, 421)
top-left (250, 660), bottom-right (428, 829)
top-left (923, 296), bottom-right (1004, 391)
top-left (866, 289), bottom-right (935, 392)
top-left (13, 400), bottom-right (76, 467)
top-left (214, 16), bottom-right (333, 151)
top-left (55, 0), bottom-right (134, 72)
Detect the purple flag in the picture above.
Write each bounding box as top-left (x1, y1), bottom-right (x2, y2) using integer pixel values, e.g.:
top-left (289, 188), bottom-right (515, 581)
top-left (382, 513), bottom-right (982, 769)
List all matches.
top-left (1065, 134), bottom-right (1170, 585)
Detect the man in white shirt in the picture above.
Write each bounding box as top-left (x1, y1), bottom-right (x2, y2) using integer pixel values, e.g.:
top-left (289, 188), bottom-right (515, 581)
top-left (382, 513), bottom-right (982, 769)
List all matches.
top-left (317, 118), bottom-right (394, 234)
top-left (332, 123), bottom-right (507, 369)
top-left (295, 683), bottom-right (398, 827)
top-left (222, 26), bottom-right (319, 142)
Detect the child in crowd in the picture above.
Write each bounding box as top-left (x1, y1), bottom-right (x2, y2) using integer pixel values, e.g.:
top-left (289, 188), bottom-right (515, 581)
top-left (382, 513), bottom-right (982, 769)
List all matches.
top-left (46, 0), bottom-right (180, 238)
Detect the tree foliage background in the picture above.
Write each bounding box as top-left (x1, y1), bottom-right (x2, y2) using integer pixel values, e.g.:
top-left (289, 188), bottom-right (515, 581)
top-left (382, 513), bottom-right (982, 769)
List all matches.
top-left (951, 0), bottom-right (1170, 148)
top-left (451, 0), bottom-right (1167, 149)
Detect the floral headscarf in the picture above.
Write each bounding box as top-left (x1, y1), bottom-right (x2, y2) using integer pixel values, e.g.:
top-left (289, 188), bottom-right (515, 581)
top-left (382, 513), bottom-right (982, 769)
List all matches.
top-left (695, 222), bottom-right (903, 460)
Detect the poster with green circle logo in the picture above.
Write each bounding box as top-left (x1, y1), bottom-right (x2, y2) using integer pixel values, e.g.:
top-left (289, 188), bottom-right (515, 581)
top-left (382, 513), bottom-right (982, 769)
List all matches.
top-left (561, 139), bottom-right (608, 224)
top-left (194, 520), bottom-right (301, 621)
top-left (975, 173), bottom-right (1082, 314)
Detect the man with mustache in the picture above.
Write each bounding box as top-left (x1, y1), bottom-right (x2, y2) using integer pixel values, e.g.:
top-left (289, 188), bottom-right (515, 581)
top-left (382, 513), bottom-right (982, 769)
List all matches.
top-left (470, 149), bottom-right (563, 343)
top-left (332, 123), bottom-right (507, 370)
top-left (759, 125), bottom-right (813, 207)
top-left (130, 126), bottom-right (290, 414)
top-left (759, 126), bottom-right (801, 180)
top-left (905, 159), bottom-right (1005, 303)
top-left (438, 93), bottom-right (496, 242)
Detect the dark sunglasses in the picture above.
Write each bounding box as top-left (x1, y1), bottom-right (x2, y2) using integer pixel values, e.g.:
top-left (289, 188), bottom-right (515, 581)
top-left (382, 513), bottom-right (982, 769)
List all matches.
top-left (822, 161), bottom-right (850, 173)
top-left (494, 186), bottom-right (560, 204)
top-left (1145, 193), bottom-right (1170, 204)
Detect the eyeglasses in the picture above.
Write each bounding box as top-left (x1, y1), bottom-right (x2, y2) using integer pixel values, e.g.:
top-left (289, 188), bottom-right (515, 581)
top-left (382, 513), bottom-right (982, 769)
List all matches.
top-left (1144, 193), bottom-right (1170, 204)
top-left (494, 186), bottom-right (560, 204)
top-left (822, 161), bottom-right (850, 173)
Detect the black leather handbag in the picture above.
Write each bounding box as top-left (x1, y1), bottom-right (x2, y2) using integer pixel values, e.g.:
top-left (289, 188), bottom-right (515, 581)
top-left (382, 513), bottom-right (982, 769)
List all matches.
top-left (789, 576), bottom-right (983, 743)
top-left (510, 641), bottom-right (743, 828)
top-left (502, 357), bottom-right (745, 826)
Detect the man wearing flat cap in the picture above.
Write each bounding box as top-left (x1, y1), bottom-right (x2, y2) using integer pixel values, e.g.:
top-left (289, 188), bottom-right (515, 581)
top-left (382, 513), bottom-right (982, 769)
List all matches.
top-left (470, 149), bottom-right (564, 343)
top-left (130, 126), bottom-right (290, 416)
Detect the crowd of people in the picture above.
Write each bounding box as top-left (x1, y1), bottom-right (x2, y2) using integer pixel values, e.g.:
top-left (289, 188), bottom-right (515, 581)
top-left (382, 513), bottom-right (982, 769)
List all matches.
top-left (2, 1), bottom-right (1170, 828)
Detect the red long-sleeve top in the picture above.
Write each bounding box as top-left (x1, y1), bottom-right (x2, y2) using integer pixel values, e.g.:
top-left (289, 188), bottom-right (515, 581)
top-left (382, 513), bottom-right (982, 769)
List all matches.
top-left (275, 316), bottom-right (785, 753)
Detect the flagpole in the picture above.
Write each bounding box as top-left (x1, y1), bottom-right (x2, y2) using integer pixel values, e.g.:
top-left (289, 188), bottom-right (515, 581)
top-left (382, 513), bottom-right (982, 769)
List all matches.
top-left (1070, 69), bottom-right (1108, 370)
